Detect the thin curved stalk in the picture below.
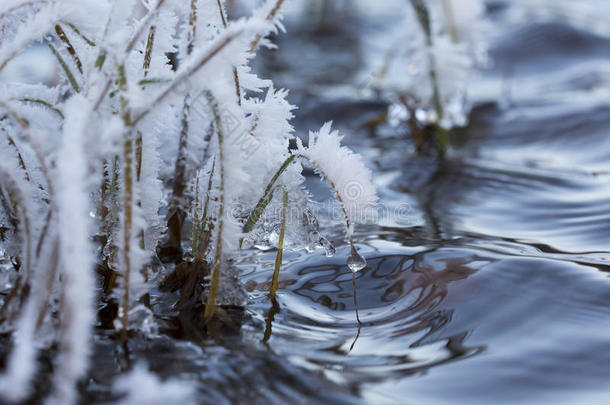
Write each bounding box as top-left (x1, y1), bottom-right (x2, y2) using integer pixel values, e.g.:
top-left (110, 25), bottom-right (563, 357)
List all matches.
top-left (5, 134), bottom-right (30, 182)
top-left (64, 22), bottom-right (96, 46)
top-left (243, 152), bottom-right (364, 274)
top-left (124, 0), bottom-right (166, 54)
top-left (43, 37), bottom-right (80, 93)
top-left (137, 78), bottom-right (170, 86)
top-left (242, 153), bottom-right (297, 234)
top-left (136, 22), bottom-right (157, 267)
top-left (214, 0), bottom-right (242, 105)
top-left (262, 295), bottom-right (280, 344)
top-left (19, 98), bottom-right (64, 119)
top-left (243, 153), bottom-right (353, 240)
top-left (142, 25), bottom-right (156, 78)
top-left (249, 0), bottom-right (285, 53)
top-left (188, 0), bottom-right (198, 55)
top-left (164, 94), bottom-right (191, 255)
top-left (269, 187), bottom-right (288, 297)
top-left (349, 276), bottom-right (362, 352)
top-left (55, 24), bottom-right (83, 73)
top-left (150, 10), bottom-right (195, 256)
top-left (192, 176), bottom-right (200, 255)
top-left (165, 0), bottom-right (195, 247)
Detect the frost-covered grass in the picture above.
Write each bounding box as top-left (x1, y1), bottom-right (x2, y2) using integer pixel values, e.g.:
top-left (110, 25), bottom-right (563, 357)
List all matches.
top-left (0, 0), bottom-right (377, 403)
top-left (396, 0), bottom-right (488, 155)
top-left (332, 0), bottom-right (488, 156)
top-left (364, 0), bottom-right (485, 156)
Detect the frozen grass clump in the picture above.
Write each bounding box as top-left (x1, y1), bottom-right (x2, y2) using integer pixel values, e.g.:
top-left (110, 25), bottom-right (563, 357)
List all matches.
top-left (0, 0), bottom-right (377, 403)
top-left (366, 0), bottom-right (489, 155)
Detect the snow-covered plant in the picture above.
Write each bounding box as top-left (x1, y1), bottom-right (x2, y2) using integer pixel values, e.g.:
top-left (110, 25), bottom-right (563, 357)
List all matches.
top-left (369, 0), bottom-right (488, 155)
top-left (0, 0), bottom-right (377, 403)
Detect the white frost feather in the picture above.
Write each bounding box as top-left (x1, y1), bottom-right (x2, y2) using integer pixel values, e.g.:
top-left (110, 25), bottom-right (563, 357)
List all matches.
top-left (298, 122), bottom-right (378, 231)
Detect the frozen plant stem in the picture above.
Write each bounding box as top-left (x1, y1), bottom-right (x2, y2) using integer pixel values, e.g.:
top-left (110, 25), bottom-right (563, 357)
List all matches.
top-left (203, 94), bottom-right (225, 323)
top-left (54, 24), bottom-right (83, 73)
top-left (19, 98), bottom-right (64, 118)
top-left (142, 25), bottom-right (156, 77)
top-left (269, 187), bottom-right (288, 297)
top-left (409, 0), bottom-right (448, 154)
top-left (65, 22), bottom-right (96, 46)
top-left (244, 151), bottom-right (366, 283)
top-left (242, 154), bottom-right (296, 235)
top-left (164, 0), bottom-right (197, 256)
top-left (188, 0), bottom-right (198, 55)
top-left (214, 0), bottom-right (242, 105)
top-left (118, 64), bottom-right (133, 342)
top-left (249, 0), bottom-right (285, 52)
top-left (5, 134), bottom-right (30, 181)
top-left (196, 158), bottom-right (215, 260)
top-left (43, 37), bottom-right (80, 93)
top-left (125, 0), bottom-right (166, 55)
top-left (192, 176), bottom-right (200, 255)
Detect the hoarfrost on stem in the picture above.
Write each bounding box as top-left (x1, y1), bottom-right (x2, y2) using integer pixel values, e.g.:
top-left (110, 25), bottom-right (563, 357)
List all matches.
top-left (0, 0), bottom-right (380, 402)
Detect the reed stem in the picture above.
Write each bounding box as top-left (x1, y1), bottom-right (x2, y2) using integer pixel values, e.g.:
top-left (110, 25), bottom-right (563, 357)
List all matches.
top-left (270, 187), bottom-right (288, 297)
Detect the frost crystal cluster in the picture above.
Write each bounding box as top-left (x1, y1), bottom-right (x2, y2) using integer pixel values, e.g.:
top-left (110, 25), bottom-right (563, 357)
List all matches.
top-left (0, 0), bottom-right (377, 403)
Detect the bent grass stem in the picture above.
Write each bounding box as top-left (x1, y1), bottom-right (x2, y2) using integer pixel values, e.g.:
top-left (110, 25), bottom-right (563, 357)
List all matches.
top-left (269, 187), bottom-right (288, 297)
top-left (43, 37), bottom-right (80, 93)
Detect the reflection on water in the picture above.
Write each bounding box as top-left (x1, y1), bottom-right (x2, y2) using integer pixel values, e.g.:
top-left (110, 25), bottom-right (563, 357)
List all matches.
top-left (238, 1), bottom-right (610, 403)
top-left (243, 243), bottom-right (489, 379)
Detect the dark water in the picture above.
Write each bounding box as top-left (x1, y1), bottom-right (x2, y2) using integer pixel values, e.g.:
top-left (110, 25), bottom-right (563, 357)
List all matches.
top-left (78, 2), bottom-right (610, 404)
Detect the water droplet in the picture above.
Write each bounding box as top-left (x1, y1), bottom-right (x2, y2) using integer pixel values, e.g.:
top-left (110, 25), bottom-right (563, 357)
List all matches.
top-left (319, 237), bottom-right (336, 257)
top-left (347, 245), bottom-right (366, 272)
